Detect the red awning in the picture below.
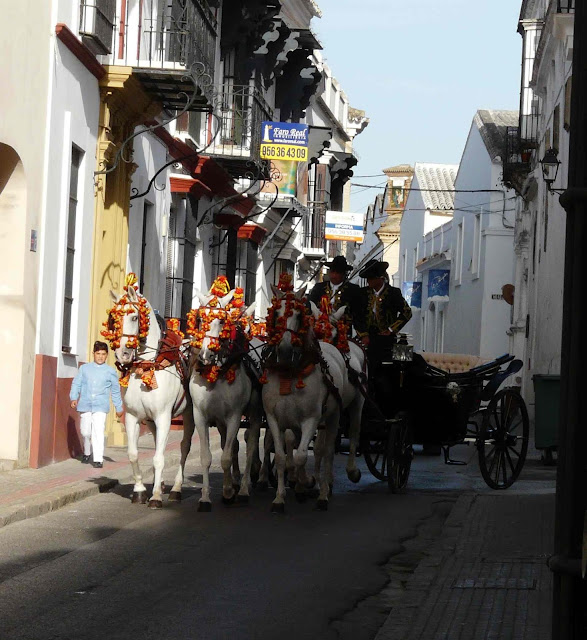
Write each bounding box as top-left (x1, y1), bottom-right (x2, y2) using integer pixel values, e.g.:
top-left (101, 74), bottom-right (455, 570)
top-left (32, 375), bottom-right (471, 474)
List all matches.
top-left (238, 222), bottom-right (267, 244)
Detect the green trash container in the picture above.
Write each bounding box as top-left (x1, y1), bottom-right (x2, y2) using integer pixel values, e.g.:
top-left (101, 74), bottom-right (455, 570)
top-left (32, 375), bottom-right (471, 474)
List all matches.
top-left (532, 374), bottom-right (560, 451)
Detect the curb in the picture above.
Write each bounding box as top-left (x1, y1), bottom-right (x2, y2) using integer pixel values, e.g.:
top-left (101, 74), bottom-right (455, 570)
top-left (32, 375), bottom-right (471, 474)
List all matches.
top-left (0, 439), bottom-right (223, 531)
top-left (375, 493), bottom-right (476, 640)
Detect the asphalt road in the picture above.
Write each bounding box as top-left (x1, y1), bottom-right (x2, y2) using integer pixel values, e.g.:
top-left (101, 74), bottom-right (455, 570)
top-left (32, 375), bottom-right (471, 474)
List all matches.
top-left (0, 439), bottom-right (545, 640)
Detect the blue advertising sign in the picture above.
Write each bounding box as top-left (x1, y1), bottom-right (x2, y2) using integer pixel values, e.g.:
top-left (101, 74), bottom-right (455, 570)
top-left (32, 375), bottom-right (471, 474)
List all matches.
top-left (260, 122), bottom-right (309, 162)
top-left (402, 282), bottom-right (422, 308)
top-left (428, 269), bottom-right (450, 298)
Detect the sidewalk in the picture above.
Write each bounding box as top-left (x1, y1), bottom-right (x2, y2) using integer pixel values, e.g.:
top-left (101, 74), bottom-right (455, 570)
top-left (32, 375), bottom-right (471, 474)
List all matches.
top-left (0, 429), bottom-right (221, 530)
top-left (376, 489), bottom-right (555, 640)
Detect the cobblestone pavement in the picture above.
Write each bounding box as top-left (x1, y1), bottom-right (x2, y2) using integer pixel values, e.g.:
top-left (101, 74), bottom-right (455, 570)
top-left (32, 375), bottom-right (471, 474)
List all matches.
top-left (375, 491), bottom-right (554, 640)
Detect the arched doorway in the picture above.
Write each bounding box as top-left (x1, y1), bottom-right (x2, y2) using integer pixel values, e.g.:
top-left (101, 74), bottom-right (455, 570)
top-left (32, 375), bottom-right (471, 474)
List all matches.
top-left (0, 143), bottom-right (28, 467)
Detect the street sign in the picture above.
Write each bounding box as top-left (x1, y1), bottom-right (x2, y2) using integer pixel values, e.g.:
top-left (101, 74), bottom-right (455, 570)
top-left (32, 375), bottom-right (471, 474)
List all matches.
top-left (325, 211), bottom-right (365, 242)
top-left (260, 121), bottom-right (309, 162)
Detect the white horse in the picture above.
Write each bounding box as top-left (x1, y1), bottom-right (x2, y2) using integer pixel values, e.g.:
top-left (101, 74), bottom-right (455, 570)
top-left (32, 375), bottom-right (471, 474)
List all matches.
top-left (309, 303), bottom-right (367, 485)
top-left (111, 285), bottom-right (194, 508)
top-left (188, 291), bottom-right (264, 511)
top-left (261, 284), bottom-right (352, 512)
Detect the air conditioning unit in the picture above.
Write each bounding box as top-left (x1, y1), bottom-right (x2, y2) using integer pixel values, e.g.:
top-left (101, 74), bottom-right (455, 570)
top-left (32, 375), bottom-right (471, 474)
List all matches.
top-left (79, 0), bottom-right (116, 55)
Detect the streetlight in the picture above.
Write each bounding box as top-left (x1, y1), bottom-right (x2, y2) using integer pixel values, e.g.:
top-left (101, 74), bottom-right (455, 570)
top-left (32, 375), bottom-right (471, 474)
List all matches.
top-left (540, 147), bottom-right (562, 193)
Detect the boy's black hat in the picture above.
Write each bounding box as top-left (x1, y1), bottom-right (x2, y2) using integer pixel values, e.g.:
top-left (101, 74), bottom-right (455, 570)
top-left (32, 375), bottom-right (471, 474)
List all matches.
top-left (325, 256), bottom-right (353, 272)
top-left (359, 259), bottom-right (389, 279)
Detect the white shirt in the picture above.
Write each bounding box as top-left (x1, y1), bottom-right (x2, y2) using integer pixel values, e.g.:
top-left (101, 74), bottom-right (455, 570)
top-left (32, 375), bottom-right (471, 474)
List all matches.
top-left (330, 282), bottom-right (342, 301)
top-left (372, 284), bottom-right (385, 313)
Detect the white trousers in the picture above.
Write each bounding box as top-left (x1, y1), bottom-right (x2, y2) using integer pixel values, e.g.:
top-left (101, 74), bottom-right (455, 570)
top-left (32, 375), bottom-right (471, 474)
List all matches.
top-left (80, 412), bottom-right (107, 462)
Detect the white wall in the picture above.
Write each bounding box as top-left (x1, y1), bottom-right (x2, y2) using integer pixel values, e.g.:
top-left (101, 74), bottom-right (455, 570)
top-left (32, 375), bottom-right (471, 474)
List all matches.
top-left (39, 38), bottom-right (100, 379)
top-left (443, 124), bottom-right (514, 358)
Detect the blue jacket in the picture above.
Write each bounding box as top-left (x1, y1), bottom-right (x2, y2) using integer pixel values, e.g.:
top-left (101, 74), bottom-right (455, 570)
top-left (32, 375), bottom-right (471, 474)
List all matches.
top-left (70, 362), bottom-right (123, 414)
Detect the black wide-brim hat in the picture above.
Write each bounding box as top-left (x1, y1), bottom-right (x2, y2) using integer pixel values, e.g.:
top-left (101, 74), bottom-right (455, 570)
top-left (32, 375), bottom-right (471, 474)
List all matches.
top-left (359, 259), bottom-right (389, 279)
top-left (325, 256), bottom-right (353, 272)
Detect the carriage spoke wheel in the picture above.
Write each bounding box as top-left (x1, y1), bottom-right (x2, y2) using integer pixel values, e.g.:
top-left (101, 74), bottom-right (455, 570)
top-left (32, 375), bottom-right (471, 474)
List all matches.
top-left (361, 431), bottom-right (389, 481)
top-left (478, 388), bottom-right (529, 490)
top-left (387, 413), bottom-right (413, 494)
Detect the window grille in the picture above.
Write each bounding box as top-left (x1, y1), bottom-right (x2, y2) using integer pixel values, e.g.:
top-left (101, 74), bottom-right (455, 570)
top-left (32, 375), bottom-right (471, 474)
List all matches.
top-left (79, 0), bottom-right (116, 55)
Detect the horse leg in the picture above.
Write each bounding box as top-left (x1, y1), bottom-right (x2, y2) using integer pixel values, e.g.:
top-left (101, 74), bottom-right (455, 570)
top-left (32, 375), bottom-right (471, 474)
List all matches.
top-left (126, 413), bottom-right (148, 504)
top-left (169, 407), bottom-right (195, 502)
top-left (346, 394), bottom-right (364, 484)
top-left (285, 429), bottom-right (298, 488)
top-left (231, 436), bottom-right (241, 489)
top-left (239, 403), bottom-right (262, 501)
top-left (193, 410), bottom-right (213, 511)
top-left (245, 420), bottom-right (262, 486)
top-left (312, 429), bottom-right (326, 492)
top-left (149, 411), bottom-right (171, 509)
top-left (221, 415), bottom-right (241, 504)
top-left (317, 412), bottom-right (340, 510)
top-left (293, 419), bottom-right (318, 500)
top-left (265, 414), bottom-right (286, 512)
top-left (257, 427), bottom-right (273, 489)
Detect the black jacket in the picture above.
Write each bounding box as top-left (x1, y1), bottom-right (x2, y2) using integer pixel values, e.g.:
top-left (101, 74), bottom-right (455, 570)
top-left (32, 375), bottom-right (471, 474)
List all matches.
top-left (308, 280), bottom-right (362, 329)
top-left (355, 283), bottom-right (412, 338)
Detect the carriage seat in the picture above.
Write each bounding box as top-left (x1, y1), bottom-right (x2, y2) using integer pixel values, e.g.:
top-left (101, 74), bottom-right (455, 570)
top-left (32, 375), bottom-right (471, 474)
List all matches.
top-left (420, 352), bottom-right (487, 374)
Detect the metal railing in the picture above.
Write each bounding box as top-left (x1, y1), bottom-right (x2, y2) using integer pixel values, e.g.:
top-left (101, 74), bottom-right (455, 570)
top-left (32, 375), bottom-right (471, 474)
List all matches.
top-left (111, 0), bottom-right (217, 78)
top-left (557, 0), bottom-right (575, 13)
top-left (302, 204), bottom-right (326, 254)
top-left (503, 127), bottom-right (532, 190)
top-left (207, 84), bottom-right (273, 163)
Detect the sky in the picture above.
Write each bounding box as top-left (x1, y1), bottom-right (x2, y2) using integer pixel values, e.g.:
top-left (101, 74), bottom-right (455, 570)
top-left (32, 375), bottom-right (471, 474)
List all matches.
top-left (312, 0), bottom-right (523, 213)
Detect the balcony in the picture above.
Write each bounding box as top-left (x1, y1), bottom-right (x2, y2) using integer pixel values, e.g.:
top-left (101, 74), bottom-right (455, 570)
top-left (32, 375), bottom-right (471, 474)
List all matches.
top-left (302, 204), bottom-right (326, 258)
top-left (503, 127), bottom-right (532, 193)
top-left (206, 84), bottom-right (273, 178)
top-left (110, 0), bottom-right (218, 110)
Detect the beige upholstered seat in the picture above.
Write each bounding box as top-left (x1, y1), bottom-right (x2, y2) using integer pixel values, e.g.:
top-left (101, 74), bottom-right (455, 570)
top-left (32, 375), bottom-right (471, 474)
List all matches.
top-left (420, 352), bottom-right (487, 374)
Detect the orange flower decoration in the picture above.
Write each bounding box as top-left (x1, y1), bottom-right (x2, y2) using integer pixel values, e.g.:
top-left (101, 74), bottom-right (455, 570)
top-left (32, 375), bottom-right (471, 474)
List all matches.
top-left (101, 274), bottom-right (150, 351)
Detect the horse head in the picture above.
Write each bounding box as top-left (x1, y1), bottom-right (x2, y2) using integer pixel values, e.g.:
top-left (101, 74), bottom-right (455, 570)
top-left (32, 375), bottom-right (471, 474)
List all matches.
top-left (268, 283), bottom-right (308, 363)
top-left (191, 289), bottom-right (235, 367)
top-left (106, 284), bottom-right (150, 365)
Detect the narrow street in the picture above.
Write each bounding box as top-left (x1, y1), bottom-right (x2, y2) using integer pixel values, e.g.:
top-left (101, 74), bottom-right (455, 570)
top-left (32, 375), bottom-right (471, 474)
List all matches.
top-left (0, 441), bottom-right (555, 640)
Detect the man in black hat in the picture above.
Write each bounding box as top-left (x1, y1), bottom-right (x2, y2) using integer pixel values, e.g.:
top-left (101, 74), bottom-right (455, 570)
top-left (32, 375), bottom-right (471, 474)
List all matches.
top-left (355, 259), bottom-right (412, 347)
top-left (308, 255), bottom-right (362, 331)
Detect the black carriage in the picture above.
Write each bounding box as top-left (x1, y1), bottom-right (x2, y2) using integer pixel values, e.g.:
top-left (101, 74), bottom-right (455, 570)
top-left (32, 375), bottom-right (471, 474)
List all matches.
top-left (359, 342), bottom-right (530, 492)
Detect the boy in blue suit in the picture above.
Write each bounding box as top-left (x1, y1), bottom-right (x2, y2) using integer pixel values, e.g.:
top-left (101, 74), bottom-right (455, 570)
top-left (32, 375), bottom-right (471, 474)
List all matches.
top-left (70, 341), bottom-right (124, 468)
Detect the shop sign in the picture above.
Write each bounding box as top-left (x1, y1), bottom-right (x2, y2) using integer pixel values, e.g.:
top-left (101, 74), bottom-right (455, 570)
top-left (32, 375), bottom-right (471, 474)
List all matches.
top-left (260, 122), bottom-right (309, 162)
top-left (325, 211), bottom-right (365, 242)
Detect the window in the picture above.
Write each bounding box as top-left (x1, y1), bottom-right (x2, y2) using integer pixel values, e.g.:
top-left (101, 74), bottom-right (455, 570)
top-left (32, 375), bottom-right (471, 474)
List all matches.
top-left (412, 246), bottom-right (418, 280)
top-left (455, 221), bottom-right (464, 285)
top-left (139, 201), bottom-right (153, 295)
top-left (472, 213), bottom-right (481, 278)
top-left (436, 309), bottom-right (445, 352)
top-left (543, 189), bottom-right (549, 252)
top-left (402, 250), bottom-right (407, 282)
top-left (564, 76), bottom-right (572, 131)
top-left (62, 146), bottom-right (83, 352)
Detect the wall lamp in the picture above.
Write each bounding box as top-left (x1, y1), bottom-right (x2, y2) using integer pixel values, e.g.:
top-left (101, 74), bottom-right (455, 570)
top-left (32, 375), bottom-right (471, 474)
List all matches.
top-left (540, 147), bottom-right (565, 193)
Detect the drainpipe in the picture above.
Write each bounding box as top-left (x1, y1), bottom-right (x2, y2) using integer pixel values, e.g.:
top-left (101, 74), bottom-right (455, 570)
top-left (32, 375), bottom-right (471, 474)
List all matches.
top-left (552, 1), bottom-right (587, 637)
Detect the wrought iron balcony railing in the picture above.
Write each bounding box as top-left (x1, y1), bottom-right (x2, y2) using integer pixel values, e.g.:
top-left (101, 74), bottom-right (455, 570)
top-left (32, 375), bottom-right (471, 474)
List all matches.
top-left (206, 84), bottom-right (274, 176)
top-left (111, 0), bottom-right (217, 86)
top-left (557, 0), bottom-right (575, 13)
top-left (503, 127), bottom-right (532, 191)
top-left (79, 0), bottom-right (116, 55)
top-left (302, 204), bottom-right (326, 256)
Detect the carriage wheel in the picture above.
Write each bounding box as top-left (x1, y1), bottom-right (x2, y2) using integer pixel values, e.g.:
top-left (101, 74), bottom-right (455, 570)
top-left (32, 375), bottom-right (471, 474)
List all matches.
top-left (478, 388), bottom-right (529, 490)
top-left (387, 413), bottom-right (413, 494)
top-left (360, 433), bottom-right (389, 481)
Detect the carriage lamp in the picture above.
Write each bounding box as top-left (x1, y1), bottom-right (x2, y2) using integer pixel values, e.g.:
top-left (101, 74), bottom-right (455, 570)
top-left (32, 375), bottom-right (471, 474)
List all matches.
top-left (392, 335), bottom-right (413, 362)
top-left (540, 148), bottom-right (562, 193)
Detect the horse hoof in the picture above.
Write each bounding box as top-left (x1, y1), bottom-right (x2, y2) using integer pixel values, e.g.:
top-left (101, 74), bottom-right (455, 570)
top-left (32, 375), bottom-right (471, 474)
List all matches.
top-left (222, 494), bottom-right (236, 506)
top-left (131, 491), bottom-right (148, 504)
top-left (257, 481), bottom-right (269, 492)
top-left (198, 501), bottom-right (212, 512)
top-left (271, 502), bottom-right (285, 514)
top-left (347, 468), bottom-right (362, 484)
top-left (168, 491), bottom-right (182, 502)
top-left (316, 499), bottom-right (329, 511)
top-left (232, 482), bottom-right (241, 492)
top-left (295, 492), bottom-right (308, 503)
top-left (148, 499), bottom-right (163, 510)
top-left (237, 494), bottom-right (250, 504)
top-left (307, 476), bottom-right (316, 490)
